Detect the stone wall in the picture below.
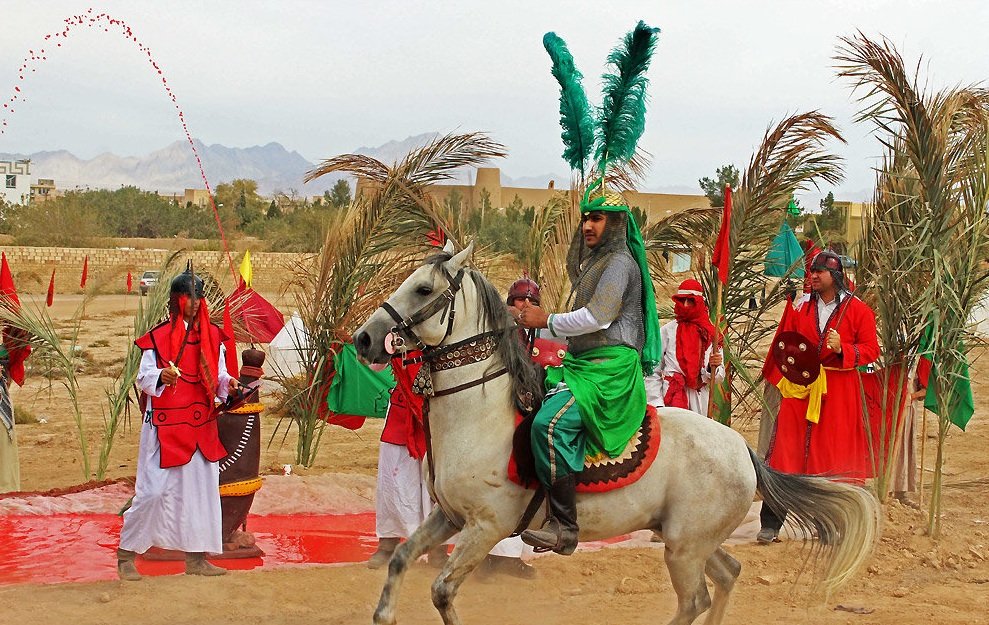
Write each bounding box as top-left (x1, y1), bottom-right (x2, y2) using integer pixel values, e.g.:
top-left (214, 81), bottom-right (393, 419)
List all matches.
top-left (0, 245), bottom-right (303, 293)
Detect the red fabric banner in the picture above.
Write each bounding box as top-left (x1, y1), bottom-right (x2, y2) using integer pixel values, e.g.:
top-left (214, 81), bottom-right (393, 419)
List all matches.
top-left (46, 269), bottom-right (55, 307)
top-left (711, 185), bottom-right (732, 285)
top-left (0, 253), bottom-right (31, 386)
top-left (80, 256), bottom-right (89, 288)
top-left (226, 282), bottom-right (285, 344)
top-left (126, 271), bottom-right (133, 293)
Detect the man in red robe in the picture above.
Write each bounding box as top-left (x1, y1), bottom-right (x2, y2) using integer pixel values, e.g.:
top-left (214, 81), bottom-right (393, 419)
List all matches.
top-left (758, 250), bottom-right (879, 543)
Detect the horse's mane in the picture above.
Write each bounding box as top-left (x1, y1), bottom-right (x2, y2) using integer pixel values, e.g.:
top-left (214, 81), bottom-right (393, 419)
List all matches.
top-left (425, 253), bottom-right (544, 409)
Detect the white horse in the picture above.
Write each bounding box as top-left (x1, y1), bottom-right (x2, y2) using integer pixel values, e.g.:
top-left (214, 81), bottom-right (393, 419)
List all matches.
top-left (353, 241), bottom-right (880, 625)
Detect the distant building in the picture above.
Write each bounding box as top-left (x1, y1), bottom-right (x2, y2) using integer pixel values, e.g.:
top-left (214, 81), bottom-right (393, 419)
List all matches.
top-left (355, 166), bottom-right (710, 225)
top-left (183, 188), bottom-right (211, 208)
top-left (0, 160), bottom-right (32, 205)
top-left (29, 178), bottom-right (58, 204)
top-left (834, 201), bottom-right (870, 253)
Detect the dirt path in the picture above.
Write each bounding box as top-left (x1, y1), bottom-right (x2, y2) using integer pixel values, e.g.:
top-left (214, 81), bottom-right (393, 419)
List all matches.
top-left (1, 294), bottom-right (987, 625)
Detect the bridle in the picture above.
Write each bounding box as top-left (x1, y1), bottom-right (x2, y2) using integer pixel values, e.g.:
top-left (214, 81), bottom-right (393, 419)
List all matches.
top-left (379, 267), bottom-right (466, 353)
top-left (375, 263), bottom-right (534, 533)
top-left (376, 266), bottom-right (509, 398)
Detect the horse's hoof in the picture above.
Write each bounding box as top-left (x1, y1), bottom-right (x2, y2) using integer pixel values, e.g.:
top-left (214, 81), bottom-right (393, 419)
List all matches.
top-left (372, 611), bottom-right (396, 625)
top-left (756, 528), bottom-right (780, 544)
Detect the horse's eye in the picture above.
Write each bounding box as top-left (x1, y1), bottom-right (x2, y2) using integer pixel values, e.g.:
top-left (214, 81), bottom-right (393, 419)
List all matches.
top-left (416, 286), bottom-right (433, 297)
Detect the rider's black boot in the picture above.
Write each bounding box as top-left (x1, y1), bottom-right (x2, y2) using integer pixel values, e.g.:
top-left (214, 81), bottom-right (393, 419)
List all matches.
top-left (520, 474), bottom-right (578, 555)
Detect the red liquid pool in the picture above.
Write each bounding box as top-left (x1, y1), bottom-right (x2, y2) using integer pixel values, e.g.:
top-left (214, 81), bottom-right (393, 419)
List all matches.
top-left (0, 512), bottom-right (378, 585)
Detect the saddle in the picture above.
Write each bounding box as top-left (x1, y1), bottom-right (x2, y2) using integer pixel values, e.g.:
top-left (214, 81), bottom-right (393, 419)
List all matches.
top-left (508, 404), bottom-right (661, 494)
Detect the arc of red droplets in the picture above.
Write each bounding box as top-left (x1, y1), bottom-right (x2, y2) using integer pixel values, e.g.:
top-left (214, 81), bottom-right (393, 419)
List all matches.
top-left (0, 7), bottom-right (237, 282)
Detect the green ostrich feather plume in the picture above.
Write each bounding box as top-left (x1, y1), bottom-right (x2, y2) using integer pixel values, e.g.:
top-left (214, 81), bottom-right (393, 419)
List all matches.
top-left (595, 21), bottom-right (660, 172)
top-left (543, 32), bottom-right (595, 179)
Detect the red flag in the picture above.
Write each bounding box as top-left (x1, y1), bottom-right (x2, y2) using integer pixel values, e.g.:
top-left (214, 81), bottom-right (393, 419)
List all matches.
top-left (711, 184), bottom-right (732, 285)
top-left (46, 269), bottom-right (56, 307)
top-left (80, 255), bottom-right (89, 288)
top-left (222, 301), bottom-right (239, 379)
top-left (226, 282), bottom-right (285, 343)
top-left (426, 227), bottom-right (445, 247)
top-left (0, 253), bottom-right (20, 307)
top-left (0, 253), bottom-right (31, 386)
top-left (126, 271), bottom-right (133, 293)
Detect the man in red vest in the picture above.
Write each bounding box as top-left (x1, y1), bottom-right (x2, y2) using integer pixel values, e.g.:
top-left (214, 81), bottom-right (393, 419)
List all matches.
top-left (117, 268), bottom-right (239, 580)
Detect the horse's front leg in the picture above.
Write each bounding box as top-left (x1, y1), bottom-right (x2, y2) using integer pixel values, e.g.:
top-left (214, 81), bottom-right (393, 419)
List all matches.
top-left (431, 522), bottom-right (503, 625)
top-left (373, 508), bottom-right (457, 625)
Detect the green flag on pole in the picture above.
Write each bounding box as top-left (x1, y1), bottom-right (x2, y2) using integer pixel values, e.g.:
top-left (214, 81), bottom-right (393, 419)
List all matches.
top-left (918, 325), bottom-right (975, 431)
top-left (765, 221), bottom-right (805, 278)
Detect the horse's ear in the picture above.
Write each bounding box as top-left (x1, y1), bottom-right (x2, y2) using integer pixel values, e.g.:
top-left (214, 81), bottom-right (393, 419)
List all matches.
top-left (442, 238), bottom-right (456, 255)
top-left (446, 240), bottom-right (475, 272)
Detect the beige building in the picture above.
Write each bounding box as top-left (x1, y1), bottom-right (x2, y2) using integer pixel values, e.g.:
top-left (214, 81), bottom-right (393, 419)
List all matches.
top-left (834, 200), bottom-right (871, 253)
top-left (29, 178), bottom-right (58, 204)
top-left (356, 167), bottom-right (710, 223)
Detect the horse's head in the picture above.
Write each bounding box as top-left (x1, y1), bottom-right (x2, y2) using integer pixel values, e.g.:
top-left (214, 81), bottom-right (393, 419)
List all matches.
top-left (354, 239), bottom-right (475, 365)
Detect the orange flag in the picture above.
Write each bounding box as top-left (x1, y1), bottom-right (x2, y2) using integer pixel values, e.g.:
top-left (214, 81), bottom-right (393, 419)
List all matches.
top-left (46, 269), bottom-right (56, 307)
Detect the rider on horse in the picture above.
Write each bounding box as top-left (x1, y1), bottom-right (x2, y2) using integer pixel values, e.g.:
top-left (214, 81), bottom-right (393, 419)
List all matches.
top-left (514, 180), bottom-right (661, 554)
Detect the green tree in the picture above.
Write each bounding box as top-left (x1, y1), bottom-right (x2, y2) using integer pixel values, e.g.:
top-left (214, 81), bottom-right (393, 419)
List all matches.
top-left (215, 179), bottom-right (264, 227)
top-left (807, 191), bottom-right (846, 247)
top-left (329, 179), bottom-right (352, 208)
top-left (698, 164), bottom-right (740, 207)
top-left (267, 200), bottom-right (282, 219)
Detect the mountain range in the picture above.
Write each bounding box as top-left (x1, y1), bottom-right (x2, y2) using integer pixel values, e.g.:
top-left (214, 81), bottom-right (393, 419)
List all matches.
top-left (0, 133), bottom-right (700, 198)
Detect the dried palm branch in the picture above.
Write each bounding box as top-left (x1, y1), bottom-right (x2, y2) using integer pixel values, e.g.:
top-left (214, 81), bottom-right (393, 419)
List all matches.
top-left (96, 251), bottom-right (182, 479)
top-left (275, 132), bottom-right (506, 465)
top-left (697, 112), bottom-right (845, 423)
top-left (536, 183), bottom-right (583, 312)
top-left (0, 277), bottom-right (111, 480)
top-left (837, 32), bottom-right (989, 535)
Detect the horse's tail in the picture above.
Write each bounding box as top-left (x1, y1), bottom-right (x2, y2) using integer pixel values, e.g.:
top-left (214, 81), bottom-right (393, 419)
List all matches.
top-left (748, 447), bottom-right (880, 594)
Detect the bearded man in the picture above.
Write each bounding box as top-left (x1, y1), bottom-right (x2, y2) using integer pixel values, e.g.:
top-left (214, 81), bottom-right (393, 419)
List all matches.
top-left (515, 184), bottom-right (661, 555)
top-left (759, 250), bottom-right (879, 543)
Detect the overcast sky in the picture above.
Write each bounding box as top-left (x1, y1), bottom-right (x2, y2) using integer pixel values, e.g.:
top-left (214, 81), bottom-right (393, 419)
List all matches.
top-left (2, 0), bottom-right (988, 204)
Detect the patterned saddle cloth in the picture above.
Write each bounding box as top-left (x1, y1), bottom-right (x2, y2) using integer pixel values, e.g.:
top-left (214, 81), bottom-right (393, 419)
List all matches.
top-left (507, 404), bottom-right (661, 494)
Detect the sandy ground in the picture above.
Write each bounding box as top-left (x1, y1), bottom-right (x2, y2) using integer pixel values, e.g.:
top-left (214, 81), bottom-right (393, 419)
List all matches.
top-left (1, 293), bottom-right (988, 625)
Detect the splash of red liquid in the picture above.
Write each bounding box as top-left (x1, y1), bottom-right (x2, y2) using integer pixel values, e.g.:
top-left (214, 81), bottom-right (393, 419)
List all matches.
top-left (1, 7), bottom-right (236, 280)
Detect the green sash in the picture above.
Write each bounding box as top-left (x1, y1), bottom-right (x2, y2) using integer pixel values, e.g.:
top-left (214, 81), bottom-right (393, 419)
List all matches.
top-left (545, 345), bottom-right (645, 457)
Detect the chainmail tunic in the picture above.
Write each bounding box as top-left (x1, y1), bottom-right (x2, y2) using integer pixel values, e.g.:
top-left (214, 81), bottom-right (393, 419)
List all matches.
top-left (566, 211), bottom-right (645, 356)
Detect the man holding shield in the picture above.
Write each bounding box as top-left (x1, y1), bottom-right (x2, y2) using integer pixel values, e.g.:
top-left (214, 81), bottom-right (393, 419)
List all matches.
top-left (759, 250), bottom-right (879, 543)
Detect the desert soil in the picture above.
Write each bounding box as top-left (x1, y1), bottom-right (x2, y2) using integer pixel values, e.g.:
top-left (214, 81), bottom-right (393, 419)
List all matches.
top-left (0, 294), bottom-right (987, 625)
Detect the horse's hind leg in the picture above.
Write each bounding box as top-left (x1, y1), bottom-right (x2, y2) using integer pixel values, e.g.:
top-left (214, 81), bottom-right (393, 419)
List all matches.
top-left (664, 540), bottom-right (713, 625)
top-left (702, 547), bottom-right (741, 625)
top-left (431, 523), bottom-right (503, 625)
top-left (373, 508), bottom-right (457, 625)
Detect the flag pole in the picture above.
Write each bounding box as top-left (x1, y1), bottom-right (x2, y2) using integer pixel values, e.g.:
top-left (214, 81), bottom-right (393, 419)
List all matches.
top-left (706, 183), bottom-right (732, 423)
top-left (918, 404), bottom-right (928, 509)
top-left (706, 278), bottom-right (725, 420)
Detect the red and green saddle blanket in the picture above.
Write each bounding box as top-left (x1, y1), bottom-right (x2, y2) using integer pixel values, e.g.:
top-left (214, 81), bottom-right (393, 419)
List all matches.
top-left (508, 405), bottom-right (661, 494)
